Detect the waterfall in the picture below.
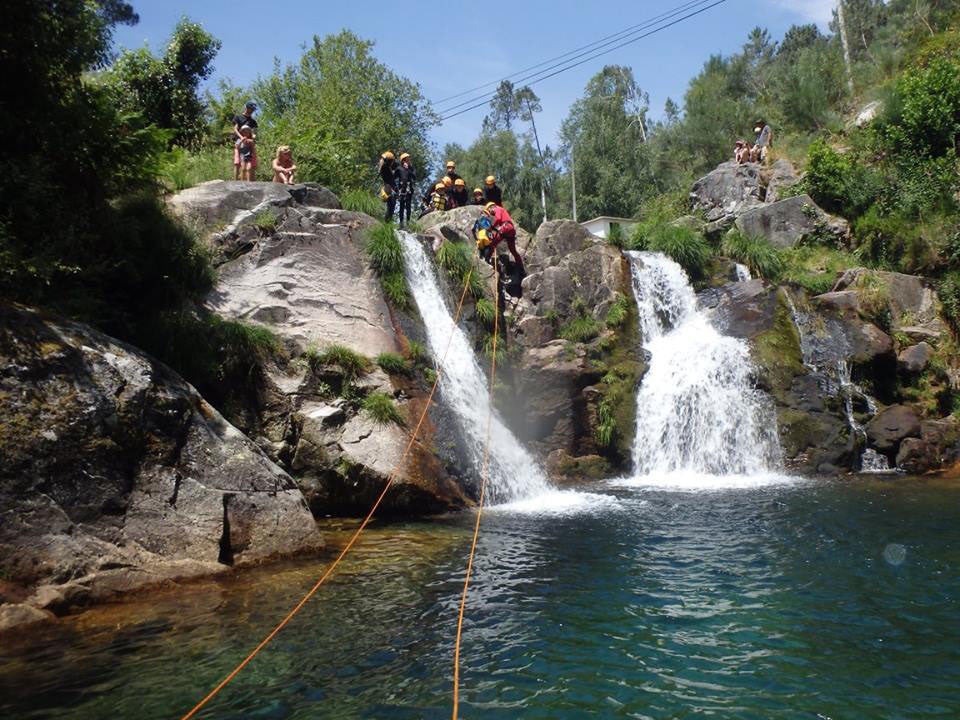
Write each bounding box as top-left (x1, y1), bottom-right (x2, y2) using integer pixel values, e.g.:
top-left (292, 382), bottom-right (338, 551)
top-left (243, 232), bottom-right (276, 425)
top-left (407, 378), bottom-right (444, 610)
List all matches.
top-left (627, 251), bottom-right (782, 476)
top-left (398, 231), bottom-right (550, 503)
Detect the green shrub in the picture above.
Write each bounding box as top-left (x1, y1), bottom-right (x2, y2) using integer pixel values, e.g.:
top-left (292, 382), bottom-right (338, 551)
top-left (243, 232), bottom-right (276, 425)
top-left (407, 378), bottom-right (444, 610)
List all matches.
top-left (605, 293), bottom-right (630, 328)
top-left (594, 399), bottom-right (615, 448)
top-left (607, 223), bottom-right (625, 248)
top-left (482, 333), bottom-right (506, 362)
top-left (939, 272), bottom-right (960, 334)
top-left (159, 145), bottom-right (233, 192)
top-left (436, 240), bottom-right (473, 282)
top-left (306, 343), bottom-right (371, 380)
top-left (635, 225), bottom-right (711, 279)
top-left (381, 271), bottom-right (410, 308)
top-left (466, 269), bottom-right (486, 299)
top-left (362, 391), bottom-right (405, 426)
top-left (721, 230), bottom-right (784, 280)
top-left (475, 297), bottom-right (496, 326)
top-left (779, 245), bottom-right (858, 295)
top-left (803, 139), bottom-right (882, 218)
top-left (376, 351), bottom-right (411, 375)
top-left (406, 339), bottom-right (428, 365)
top-left (342, 189), bottom-right (383, 217)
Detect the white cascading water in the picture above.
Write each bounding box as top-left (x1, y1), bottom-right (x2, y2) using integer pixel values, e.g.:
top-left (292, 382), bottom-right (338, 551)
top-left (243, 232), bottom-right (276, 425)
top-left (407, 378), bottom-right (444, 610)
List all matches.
top-left (627, 251), bottom-right (782, 477)
top-left (398, 231), bottom-right (550, 503)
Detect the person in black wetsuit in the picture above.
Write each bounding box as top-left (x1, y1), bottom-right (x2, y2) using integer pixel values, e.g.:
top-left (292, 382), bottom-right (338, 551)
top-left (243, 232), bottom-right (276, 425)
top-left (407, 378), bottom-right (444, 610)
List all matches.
top-left (484, 175), bottom-right (503, 206)
top-left (471, 187), bottom-right (485, 205)
top-left (396, 152), bottom-right (416, 227)
top-left (378, 151), bottom-right (397, 222)
top-left (444, 160), bottom-right (461, 185)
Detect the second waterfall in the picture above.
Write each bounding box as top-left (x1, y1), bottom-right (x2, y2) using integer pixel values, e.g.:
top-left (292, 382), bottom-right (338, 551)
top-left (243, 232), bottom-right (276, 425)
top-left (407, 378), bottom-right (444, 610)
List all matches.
top-left (627, 251), bottom-right (782, 477)
top-left (399, 231), bottom-right (549, 503)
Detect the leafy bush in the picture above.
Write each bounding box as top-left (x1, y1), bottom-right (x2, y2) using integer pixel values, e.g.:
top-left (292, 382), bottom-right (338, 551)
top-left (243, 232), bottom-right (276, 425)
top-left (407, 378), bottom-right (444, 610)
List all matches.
top-left (606, 223), bottom-right (625, 248)
top-left (362, 391), bottom-right (405, 426)
top-left (721, 230), bottom-right (784, 280)
top-left (159, 145), bottom-right (233, 191)
top-left (306, 343), bottom-right (371, 380)
top-left (605, 293), bottom-right (630, 328)
top-left (633, 225), bottom-right (711, 279)
top-left (375, 351), bottom-right (411, 376)
top-left (341, 190), bottom-right (383, 217)
top-left (939, 272), bottom-right (960, 334)
top-left (804, 140), bottom-right (880, 218)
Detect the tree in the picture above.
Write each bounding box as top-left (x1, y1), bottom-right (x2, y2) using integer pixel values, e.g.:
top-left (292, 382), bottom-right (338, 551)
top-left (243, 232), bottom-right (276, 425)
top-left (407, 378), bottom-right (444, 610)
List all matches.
top-left (104, 18), bottom-right (221, 147)
top-left (482, 81), bottom-right (521, 133)
top-left (244, 31), bottom-right (436, 192)
top-left (777, 24), bottom-right (823, 59)
top-left (663, 97), bottom-right (681, 125)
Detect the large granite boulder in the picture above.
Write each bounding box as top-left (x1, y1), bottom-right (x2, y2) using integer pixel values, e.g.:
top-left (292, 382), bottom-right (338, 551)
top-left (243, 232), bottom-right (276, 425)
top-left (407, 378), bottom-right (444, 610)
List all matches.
top-left (690, 162), bottom-right (765, 224)
top-left (833, 268), bottom-right (945, 333)
top-left (866, 405), bottom-right (922, 456)
top-left (0, 303), bottom-right (323, 627)
top-left (763, 159), bottom-right (801, 204)
top-left (734, 194), bottom-right (849, 248)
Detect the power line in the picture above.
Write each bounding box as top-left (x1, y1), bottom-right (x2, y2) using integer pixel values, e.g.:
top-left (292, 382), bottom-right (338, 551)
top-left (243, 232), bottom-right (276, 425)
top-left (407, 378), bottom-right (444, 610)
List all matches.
top-left (432, 0), bottom-right (711, 110)
top-left (437, 0), bottom-right (726, 125)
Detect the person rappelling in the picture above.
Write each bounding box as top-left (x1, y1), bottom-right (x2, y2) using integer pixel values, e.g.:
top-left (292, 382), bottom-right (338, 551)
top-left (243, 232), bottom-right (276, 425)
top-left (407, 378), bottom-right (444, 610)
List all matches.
top-left (482, 202), bottom-right (523, 272)
top-left (378, 151), bottom-right (398, 222)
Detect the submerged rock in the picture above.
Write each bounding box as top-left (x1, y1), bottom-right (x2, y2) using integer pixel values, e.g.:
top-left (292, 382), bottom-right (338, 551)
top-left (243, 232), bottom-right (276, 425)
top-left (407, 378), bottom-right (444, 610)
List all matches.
top-left (0, 303), bottom-right (323, 628)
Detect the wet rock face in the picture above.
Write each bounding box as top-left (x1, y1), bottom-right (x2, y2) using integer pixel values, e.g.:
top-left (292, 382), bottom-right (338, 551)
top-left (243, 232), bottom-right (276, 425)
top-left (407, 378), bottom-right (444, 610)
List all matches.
top-left (169, 184), bottom-right (469, 518)
top-left (734, 194), bottom-right (849, 249)
top-left (0, 303), bottom-right (323, 625)
top-left (866, 405), bottom-right (922, 457)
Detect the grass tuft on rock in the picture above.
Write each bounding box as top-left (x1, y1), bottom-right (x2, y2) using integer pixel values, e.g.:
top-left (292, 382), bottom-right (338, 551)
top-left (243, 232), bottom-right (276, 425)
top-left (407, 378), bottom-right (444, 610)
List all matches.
top-left (376, 351), bottom-right (411, 376)
top-left (365, 222), bottom-right (410, 309)
top-left (605, 293), bottom-right (630, 328)
top-left (252, 208), bottom-right (280, 234)
top-left (560, 298), bottom-right (602, 343)
top-left (475, 297), bottom-right (496, 326)
top-left (342, 190), bottom-right (382, 217)
top-left (721, 230), bottom-right (784, 280)
top-left (362, 391), bottom-right (405, 426)
top-left (306, 343), bottom-right (371, 380)
top-left (632, 224), bottom-right (711, 279)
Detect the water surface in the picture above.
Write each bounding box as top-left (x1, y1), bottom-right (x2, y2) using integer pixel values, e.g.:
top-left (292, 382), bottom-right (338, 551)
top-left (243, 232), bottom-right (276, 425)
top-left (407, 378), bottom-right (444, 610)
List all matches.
top-left (2, 476), bottom-right (959, 719)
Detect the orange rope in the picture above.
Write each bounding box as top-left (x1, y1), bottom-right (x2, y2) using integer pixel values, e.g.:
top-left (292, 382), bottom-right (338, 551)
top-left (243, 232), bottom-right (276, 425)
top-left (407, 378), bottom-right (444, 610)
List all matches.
top-left (179, 270), bottom-right (474, 720)
top-left (451, 255), bottom-right (500, 719)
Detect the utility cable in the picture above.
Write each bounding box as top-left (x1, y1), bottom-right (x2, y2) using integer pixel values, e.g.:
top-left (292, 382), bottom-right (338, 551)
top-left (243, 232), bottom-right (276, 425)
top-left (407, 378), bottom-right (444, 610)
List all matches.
top-left (438, 0), bottom-right (727, 124)
top-left (434, 0), bottom-right (713, 114)
top-left (178, 265), bottom-right (475, 720)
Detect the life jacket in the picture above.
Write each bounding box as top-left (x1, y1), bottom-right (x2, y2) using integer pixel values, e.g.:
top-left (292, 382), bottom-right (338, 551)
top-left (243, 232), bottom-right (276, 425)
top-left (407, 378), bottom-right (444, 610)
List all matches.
top-left (431, 191), bottom-right (446, 211)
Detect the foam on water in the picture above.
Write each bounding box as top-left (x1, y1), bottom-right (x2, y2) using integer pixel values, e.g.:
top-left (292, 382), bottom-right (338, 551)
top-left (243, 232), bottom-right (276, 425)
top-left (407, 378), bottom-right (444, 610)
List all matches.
top-left (489, 489), bottom-right (621, 515)
top-left (612, 471), bottom-right (800, 492)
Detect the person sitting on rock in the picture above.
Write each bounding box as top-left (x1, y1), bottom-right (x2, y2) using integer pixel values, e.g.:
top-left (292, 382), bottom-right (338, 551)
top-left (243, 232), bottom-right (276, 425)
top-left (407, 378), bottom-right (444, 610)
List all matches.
top-left (452, 178), bottom-right (469, 207)
top-left (272, 145), bottom-right (296, 184)
top-left (751, 120), bottom-right (773, 163)
top-left (237, 125), bottom-right (256, 181)
top-left (395, 152), bottom-right (416, 227)
top-left (471, 187), bottom-right (486, 205)
top-left (378, 151), bottom-right (398, 222)
top-left (484, 175), bottom-right (503, 206)
top-left (233, 101), bottom-right (258, 180)
top-left (483, 202), bottom-right (523, 271)
top-left (734, 140), bottom-right (749, 165)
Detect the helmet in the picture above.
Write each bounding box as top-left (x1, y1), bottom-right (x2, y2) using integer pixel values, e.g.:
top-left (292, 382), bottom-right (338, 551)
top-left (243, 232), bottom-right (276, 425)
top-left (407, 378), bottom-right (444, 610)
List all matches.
top-left (399, 152), bottom-right (410, 161)
top-left (473, 187), bottom-right (483, 195)
top-left (435, 182), bottom-right (445, 191)
top-left (454, 178), bottom-right (465, 187)
top-left (446, 160), bottom-right (456, 168)
top-left (484, 202), bottom-right (497, 211)
top-left (485, 175), bottom-right (495, 186)
top-left (442, 176), bottom-right (453, 186)
top-left (381, 151), bottom-right (395, 160)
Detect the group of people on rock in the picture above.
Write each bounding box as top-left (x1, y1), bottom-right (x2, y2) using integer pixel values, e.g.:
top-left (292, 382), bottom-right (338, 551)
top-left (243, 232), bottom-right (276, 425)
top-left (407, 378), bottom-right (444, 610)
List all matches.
top-left (231, 102), bottom-right (297, 184)
top-left (734, 120), bottom-right (773, 165)
top-left (376, 153), bottom-right (505, 227)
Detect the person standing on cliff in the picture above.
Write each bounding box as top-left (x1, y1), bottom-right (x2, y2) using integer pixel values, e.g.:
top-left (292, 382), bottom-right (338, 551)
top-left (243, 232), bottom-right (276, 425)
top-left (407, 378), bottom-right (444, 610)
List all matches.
top-left (395, 153), bottom-right (416, 227)
top-left (484, 175), bottom-right (503, 206)
top-left (751, 120), bottom-right (773, 164)
top-left (233, 102), bottom-right (258, 180)
top-left (378, 151), bottom-right (398, 222)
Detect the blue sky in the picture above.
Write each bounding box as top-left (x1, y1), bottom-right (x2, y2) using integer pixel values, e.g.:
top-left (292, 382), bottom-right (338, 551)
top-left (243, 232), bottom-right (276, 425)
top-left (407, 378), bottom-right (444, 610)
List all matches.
top-left (113, 0), bottom-right (835, 151)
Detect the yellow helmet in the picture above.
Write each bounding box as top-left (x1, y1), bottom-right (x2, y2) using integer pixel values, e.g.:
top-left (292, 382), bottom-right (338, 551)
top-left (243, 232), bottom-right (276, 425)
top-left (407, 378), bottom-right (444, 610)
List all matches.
top-left (484, 202), bottom-right (497, 211)
top-left (473, 187), bottom-right (483, 195)
top-left (446, 160), bottom-right (456, 168)
top-left (435, 182), bottom-right (445, 191)
top-left (454, 178), bottom-right (465, 187)
top-left (442, 176), bottom-right (453, 187)
top-left (399, 152), bottom-right (410, 161)
top-left (381, 151), bottom-right (395, 160)
top-left (485, 175), bottom-right (495, 186)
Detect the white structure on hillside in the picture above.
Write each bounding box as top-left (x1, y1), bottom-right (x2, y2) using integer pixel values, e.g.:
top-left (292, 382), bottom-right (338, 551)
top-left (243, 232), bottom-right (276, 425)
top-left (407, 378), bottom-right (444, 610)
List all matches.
top-left (580, 216), bottom-right (637, 240)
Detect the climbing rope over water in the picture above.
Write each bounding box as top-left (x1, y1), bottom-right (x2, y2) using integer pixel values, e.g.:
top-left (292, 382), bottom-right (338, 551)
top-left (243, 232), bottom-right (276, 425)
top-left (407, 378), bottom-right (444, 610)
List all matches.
top-left (179, 270), bottom-right (475, 720)
top-left (451, 255), bottom-right (500, 719)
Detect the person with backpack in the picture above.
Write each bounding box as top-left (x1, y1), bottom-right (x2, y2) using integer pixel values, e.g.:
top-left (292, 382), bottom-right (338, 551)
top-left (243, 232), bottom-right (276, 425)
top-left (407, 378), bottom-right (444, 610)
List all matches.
top-left (484, 175), bottom-right (503, 206)
top-left (395, 152), bottom-right (416, 227)
top-left (483, 202), bottom-right (523, 271)
top-left (378, 151), bottom-right (398, 222)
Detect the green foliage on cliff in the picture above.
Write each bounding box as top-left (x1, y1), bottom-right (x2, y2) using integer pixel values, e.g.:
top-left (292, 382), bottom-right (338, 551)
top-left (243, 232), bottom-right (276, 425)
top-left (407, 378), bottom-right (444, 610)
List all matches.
top-left (631, 225), bottom-right (711, 279)
top-left (362, 391), bottom-right (405, 426)
top-left (306, 344), bottom-right (371, 381)
top-left (376, 352), bottom-right (411, 376)
top-left (721, 231), bottom-right (785, 280)
top-left (342, 190), bottom-right (383, 217)
top-left (559, 298), bottom-right (602, 343)
top-left (605, 294), bottom-right (630, 328)
top-left (365, 222), bottom-right (410, 308)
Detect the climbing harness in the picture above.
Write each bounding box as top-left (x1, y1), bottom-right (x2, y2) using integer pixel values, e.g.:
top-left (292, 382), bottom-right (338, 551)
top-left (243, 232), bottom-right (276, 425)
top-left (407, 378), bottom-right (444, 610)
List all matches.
top-left (178, 271), bottom-right (475, 720)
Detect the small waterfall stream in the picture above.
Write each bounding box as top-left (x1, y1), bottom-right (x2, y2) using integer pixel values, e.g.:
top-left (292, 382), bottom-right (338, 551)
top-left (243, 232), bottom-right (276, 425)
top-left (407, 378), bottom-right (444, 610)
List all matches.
top-left (399, 231), bottom-right (550, 502)
top-left (627, 252), bottom-right (782, 476)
